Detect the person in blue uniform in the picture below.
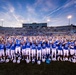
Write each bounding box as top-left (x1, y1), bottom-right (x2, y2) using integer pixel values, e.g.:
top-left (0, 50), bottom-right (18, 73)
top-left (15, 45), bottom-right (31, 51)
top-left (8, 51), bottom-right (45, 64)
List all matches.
top-left (63, 42), bottom-right (69, 61)
top-left (37, 42), bottom-right (42, 60)
top-left (69, 41), bottom-right (75, 56)
top-left (22, 42), bottom-right (26, 55)
top-left (15, 39), bottom-right (21, 54)
top-left (5, 41), bottom-right (11, 57)
top-left (42, 42), bottom-right (46, 57)
top-left (0, 42), bottom-right (5, 61)
top-left (25, 41), bottom-right (31, 62)
top-left (42, 42), bottom-right (46, 62)
top-left (46, 41), bottom-right (50, 55)
top-left (51, 41), bottom-right (57, 60)
top-left (21, 41), bottom-right (26, 60)
top-left (57, 42), bottom-right (63, 61)
top-left (68, 41), bottom-right (75, 62)
top-left (10, 42), bottom-right (16, 60)
top-left (31, 42), bottom-right (36, 59)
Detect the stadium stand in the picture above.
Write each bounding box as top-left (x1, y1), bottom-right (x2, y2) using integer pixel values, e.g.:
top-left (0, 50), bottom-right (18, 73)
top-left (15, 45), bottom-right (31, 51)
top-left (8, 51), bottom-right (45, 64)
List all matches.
top-left (0, 24), bottom-right (76, 36)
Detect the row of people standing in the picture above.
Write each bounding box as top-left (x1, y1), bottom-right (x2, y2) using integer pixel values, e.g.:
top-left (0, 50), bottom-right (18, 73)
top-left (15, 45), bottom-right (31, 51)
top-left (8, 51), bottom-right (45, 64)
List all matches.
top-left (0, 36), bottom-right (76, 63)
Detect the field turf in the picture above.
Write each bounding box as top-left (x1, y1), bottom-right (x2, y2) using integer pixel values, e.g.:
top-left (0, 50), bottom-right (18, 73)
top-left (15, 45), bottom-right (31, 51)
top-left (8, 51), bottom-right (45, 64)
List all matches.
top-left (0, 61), bottom-right (76, 75)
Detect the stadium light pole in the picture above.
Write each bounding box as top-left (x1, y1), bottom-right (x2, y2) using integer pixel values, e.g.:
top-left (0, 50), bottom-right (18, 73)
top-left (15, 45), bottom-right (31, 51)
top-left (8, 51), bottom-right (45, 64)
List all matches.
top-left (67, 15), bottom-right (73, 34)
top-left (67, 15), bottom-right (72, 25)
top-left (1, 19), bottom-right (4, 27)
top-left (47, 19), bottom-right (51, 28)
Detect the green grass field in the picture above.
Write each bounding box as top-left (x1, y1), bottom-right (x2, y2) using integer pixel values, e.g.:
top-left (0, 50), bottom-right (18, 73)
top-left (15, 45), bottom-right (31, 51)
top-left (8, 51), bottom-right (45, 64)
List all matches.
top-left (0, 61), bottom-right (76, 75)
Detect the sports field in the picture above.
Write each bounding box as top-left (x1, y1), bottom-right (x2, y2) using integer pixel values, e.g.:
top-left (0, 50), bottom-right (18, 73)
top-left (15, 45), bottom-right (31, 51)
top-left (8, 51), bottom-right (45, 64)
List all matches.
top-left (0, 61), bottom-right (76, 75)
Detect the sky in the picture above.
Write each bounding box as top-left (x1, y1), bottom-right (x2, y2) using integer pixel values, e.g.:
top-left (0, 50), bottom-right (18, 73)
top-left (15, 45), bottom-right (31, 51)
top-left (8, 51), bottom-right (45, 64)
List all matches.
top-left (0, 0), bottom-right (76, 27)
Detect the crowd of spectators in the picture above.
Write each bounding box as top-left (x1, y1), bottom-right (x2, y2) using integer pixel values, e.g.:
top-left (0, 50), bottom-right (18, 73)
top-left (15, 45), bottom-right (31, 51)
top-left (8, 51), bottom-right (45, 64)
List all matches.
top-left (0, 25), bottom-right (76, 36)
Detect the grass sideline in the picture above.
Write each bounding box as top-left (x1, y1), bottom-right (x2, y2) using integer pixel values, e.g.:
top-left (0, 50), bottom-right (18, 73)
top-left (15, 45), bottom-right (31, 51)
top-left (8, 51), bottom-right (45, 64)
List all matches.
top-left (0, 61), bottom-right (76, 75)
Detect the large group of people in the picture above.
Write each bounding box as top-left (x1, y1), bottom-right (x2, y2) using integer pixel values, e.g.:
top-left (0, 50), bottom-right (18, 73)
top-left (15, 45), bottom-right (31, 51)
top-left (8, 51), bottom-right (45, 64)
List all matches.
top-left (0, 34), bottom-right (76, 64)
top-left (0, 26), bottom-right (71, 36)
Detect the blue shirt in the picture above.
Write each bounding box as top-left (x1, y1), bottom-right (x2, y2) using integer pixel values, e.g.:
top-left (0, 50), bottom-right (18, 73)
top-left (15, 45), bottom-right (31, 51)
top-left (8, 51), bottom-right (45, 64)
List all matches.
top-left (70, 42), bottom-right (74, 46)
top-left (6, 43), bottom-right (11, 49)
top-left (26, 42), bottom-right (30, 48)
top-left (68, 41), bottom-right (71, 45)
top-left (64, 43), bottom-right (69, 50)
top-left (42, 43), bottom-right (46, 49)
top-left (0, 44), bottom-right (4, 50)
top-left (16, 39), bottom-right (21, 47)
top-left (46, 43), bottom-right (50, 48)
top-left (70, 42), bottom-right (74, 49)
top-left (52, 43), bottom-right (56, 48)
top-left (37, 43), bottom-right (42, 50)
top-left (57, 44), bottom-right (63, 50)
top-left (32, 43), bottom-right (36, 49)
top-left (22, 43), bottom-right (26, 49)
top-left (11, 43), bottom-right (15, 50)
top-left (55, 40), bottom-right (59, 46)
